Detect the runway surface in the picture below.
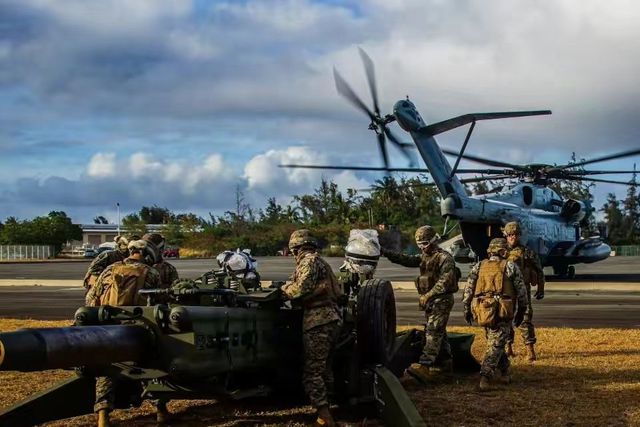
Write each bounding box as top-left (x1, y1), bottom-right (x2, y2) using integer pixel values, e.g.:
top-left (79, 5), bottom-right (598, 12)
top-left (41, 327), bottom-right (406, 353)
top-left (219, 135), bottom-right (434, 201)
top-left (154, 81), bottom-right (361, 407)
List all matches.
top-left (0, 256), bottom-right (638, 327)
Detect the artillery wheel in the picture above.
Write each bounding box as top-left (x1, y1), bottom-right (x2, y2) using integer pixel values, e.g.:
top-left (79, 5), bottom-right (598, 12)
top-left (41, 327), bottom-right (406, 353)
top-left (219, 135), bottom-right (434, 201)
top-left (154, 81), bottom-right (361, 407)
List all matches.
top-left (357, 279), bottom-right (396, 366)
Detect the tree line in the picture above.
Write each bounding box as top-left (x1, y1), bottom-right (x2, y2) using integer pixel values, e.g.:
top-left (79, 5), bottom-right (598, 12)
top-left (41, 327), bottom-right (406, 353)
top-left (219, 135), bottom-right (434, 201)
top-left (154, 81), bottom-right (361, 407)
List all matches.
top-left (1, 172), bottom-right (638, 256)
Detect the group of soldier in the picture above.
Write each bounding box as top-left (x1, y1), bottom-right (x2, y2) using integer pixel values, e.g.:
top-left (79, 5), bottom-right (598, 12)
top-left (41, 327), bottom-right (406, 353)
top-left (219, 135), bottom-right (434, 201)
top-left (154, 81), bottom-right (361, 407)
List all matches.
top-left (80, 220), bottom-right (544, 427)
top-left (82, 233), bottom-right (179, 427)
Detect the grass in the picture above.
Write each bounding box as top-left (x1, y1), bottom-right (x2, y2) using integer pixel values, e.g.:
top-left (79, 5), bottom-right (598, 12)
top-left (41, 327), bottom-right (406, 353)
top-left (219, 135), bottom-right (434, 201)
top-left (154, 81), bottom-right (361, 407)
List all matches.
top-left (1, 320), bottom-right (639, 426)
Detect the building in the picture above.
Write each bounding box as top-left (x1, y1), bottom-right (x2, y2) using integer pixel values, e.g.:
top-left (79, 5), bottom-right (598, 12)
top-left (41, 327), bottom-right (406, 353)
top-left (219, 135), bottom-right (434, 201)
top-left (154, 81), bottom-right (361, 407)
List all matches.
top-left (77, 224), bottom-right (165, 247)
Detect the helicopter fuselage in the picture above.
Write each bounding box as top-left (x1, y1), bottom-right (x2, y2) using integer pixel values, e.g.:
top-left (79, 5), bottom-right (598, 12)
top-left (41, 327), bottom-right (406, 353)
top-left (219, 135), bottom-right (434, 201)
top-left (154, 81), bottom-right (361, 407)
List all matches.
top-left (393, 99), bottom-right (611, 274)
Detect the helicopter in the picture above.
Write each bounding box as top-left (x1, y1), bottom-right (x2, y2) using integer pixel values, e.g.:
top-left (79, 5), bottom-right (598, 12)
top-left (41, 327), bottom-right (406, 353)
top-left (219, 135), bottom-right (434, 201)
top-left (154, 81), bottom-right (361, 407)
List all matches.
top-left (281, 48), bottom-right (640, 278)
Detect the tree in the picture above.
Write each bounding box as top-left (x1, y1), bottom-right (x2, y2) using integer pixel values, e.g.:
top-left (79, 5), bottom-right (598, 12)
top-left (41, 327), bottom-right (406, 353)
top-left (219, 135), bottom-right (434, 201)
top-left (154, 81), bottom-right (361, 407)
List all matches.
top-left (93, 216), bottom-right (109, 224)
top-left (139, 206), bottom-right (174, 224)
top-left (601, 193), bottom-right (625, 244)
top-left (122, 213), bottom-right (147, 237)
top-left (0, 212), bottom-right (81, 253)
top-left (621, 168), bottom-right (640, 243)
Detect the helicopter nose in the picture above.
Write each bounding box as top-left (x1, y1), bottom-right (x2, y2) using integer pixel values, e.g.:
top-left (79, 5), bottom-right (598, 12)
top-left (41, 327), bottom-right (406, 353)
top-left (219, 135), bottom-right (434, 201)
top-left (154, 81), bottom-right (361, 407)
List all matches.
top-left (393, 100), bottom-right (426, 132)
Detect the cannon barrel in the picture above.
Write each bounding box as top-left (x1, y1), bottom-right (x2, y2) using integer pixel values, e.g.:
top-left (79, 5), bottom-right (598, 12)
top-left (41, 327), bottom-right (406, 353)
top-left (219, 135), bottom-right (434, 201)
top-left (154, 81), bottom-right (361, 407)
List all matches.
top-left (0, 325), bottom-right (152, 372)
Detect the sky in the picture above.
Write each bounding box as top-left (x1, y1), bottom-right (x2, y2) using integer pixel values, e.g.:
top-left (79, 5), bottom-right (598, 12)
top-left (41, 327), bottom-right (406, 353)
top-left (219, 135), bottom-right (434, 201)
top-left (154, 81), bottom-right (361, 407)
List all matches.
top-left (1, 0), bottom-right (639, 224)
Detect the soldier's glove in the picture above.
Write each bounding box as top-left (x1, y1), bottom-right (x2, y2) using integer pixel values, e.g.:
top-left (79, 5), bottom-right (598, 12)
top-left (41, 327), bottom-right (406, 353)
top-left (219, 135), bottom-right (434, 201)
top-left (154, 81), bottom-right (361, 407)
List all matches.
top-left (269, 280), bottom-right (286, 289)
top-left (464, 310), bottom-right (473, 325)
top-left (513, 308), bottom-right (526, 327)
top-left (418, 293), bottom-right (432, 310)
top-left (534, 282), bottom-right (545, 300)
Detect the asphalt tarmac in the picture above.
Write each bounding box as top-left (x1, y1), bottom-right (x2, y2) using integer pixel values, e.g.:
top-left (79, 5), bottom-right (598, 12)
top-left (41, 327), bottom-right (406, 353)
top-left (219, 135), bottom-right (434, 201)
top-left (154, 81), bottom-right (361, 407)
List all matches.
top-left (0, 256), bottom-right (638, 327)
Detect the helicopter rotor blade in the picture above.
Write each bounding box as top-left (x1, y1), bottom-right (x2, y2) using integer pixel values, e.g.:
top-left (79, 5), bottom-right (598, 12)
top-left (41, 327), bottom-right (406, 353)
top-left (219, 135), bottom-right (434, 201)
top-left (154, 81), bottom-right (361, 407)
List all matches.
top-left (459, 175), bottom-right (514, 184)
top-left (377, 131), bottom-right (390, 171)
top-left (358, 47), bottom-right (380, 117)
top-left (559, 169), bottom-right (639, 176)
top-left (442, 148), bottom-right (526, 170)
top-left (556, 148), bottom-right (640, 170)
top-left (384, 127), bottom-right (416, 165)
top-left (561, 176), bottom-right (638, 186)
top-left (333, 68), bottom-right (376, 122)
top-left (279, 164), bottom-right (429, 172)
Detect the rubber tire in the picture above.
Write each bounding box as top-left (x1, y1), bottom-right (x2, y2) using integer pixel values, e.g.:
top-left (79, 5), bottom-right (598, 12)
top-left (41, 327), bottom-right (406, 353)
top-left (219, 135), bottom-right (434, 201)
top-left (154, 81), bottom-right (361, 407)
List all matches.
top-left (567, 265), bottom-right (576, 279)
top-left (356, 279), bottom-right (397, 366)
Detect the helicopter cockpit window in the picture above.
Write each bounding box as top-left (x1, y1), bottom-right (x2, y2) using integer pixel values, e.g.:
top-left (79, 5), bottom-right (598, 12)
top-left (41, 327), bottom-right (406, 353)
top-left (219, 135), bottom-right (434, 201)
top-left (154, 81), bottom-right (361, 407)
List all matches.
top-left (523, 186), bottom-right (533, 206)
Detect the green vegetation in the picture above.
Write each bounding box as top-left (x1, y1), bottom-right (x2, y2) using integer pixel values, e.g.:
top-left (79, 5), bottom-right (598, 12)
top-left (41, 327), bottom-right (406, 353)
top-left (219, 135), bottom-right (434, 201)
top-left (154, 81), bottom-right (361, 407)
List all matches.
top-left (0, 211), bottom-right (81, 253)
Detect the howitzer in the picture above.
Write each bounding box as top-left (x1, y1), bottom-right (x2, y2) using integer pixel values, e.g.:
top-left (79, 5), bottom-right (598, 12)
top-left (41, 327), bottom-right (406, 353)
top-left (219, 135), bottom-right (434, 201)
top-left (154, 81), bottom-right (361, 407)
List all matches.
top-left (0, 279), bottom-right (478, 426)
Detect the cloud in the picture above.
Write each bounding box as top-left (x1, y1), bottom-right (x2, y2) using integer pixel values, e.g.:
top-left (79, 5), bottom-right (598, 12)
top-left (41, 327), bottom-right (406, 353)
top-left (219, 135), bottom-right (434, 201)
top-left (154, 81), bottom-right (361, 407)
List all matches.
top-left (2, 0), bottom-right (640, 221)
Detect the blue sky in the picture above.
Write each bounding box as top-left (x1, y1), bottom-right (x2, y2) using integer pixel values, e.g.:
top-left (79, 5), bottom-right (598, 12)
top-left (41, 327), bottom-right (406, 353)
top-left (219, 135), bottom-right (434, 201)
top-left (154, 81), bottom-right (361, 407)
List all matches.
top-left (1, 0), bottom-right (639, 224)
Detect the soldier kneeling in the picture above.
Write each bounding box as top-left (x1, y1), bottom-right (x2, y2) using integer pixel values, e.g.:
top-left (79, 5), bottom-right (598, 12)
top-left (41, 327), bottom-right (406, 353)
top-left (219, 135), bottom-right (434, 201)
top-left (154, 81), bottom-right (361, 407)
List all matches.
top-left (462, 238), bottom-right (528, 391)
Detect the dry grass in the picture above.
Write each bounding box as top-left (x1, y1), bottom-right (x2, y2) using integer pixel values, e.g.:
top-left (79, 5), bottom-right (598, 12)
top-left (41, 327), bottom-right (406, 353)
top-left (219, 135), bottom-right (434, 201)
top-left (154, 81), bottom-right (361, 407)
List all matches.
top-left (2, 320), bottom-right (640, 426)
top-left (405, 326), bottom-right (640, 427)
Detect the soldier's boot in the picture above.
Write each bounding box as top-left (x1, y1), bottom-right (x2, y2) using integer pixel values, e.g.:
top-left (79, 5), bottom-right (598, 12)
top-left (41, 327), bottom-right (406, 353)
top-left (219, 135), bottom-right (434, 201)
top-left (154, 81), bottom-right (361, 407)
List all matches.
top-left (97, 409), bottom-right (111, 427)
top-left (156, 401), bottom-right (171, 424)
top-left (406, 362), bottom-right (433, 385)
top-left (506, 343), bottom-right (516, 358)
top-left (526, 344), bottom-right (537, 362)
top-left (497, 368), bottom-right (512, 385)
top-left (315, 405), bottom-right (336, 427)
top-left (478, 375), bottom-right (491, 392)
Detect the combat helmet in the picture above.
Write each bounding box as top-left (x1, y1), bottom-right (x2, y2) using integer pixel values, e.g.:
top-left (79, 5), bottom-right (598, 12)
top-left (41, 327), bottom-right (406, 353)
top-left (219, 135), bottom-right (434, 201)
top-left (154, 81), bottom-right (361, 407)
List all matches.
top-left (502, 221), bottom-right (522, 236)
top-left (128, 239), bottom-right (158, 265)
top-left (114, 235), bottom-right (129, 253)
top-left (487, 238), bottom-right (508, 255)
top-left (414, 225), bottom-right (437, 245)
top-left (143, 233), bottom-right (166, 250)
top-left (288, 229), bottom-right (317, 250)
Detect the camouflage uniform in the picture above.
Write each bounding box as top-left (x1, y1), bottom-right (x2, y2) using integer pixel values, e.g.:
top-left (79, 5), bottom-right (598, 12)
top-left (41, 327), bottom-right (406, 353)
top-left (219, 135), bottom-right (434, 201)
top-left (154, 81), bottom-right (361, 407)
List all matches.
top-left (507, 244), bottom-right (545, 345)
top-left (154, 259), bottom-right (179, 289)
top-left (384, 247), bottom-right (458, 366)
top-left (87, 256), bottom-right (160, 413)
top-left (463, 256), bottom-right (528, 378)
top-left (82, 249), bottom-right (127, 291)
top-left (281, 249), bottom-right (343, 409)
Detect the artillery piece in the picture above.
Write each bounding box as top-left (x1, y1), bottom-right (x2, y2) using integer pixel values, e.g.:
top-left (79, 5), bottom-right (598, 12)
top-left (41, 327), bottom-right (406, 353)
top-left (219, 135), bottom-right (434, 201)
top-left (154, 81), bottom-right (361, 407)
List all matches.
top-left (0, 270), bottom-right (477, 426)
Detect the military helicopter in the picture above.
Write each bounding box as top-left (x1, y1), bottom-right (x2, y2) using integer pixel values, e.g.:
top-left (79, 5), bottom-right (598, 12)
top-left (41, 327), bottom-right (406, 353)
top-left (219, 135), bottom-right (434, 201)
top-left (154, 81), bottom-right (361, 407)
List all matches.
top-left (281, 48), bottom-right (640, 278)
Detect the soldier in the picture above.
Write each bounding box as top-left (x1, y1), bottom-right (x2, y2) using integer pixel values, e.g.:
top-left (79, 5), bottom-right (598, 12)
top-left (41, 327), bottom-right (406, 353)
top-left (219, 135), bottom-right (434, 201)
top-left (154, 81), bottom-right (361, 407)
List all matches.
top-left (280, 229), bottom-right (343, 427)
top-left (381, 225), bottom-right (459, 382)
top-left (337, 229), bottom-right (380, 297)
top-left (503, 221), bottom-right (545, 361)
top-left (462, 238), bottom-right (528, 391)
top-left (142, 233), bottom-right (179, 288)
top-left (85, 240), bottom-right (161, 427)
top-left (82, 235), bottom-right (129, 292)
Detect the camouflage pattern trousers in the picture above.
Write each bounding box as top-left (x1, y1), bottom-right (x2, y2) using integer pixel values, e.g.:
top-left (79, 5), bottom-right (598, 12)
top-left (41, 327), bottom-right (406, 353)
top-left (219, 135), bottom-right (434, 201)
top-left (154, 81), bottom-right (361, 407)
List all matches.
top-left (481, 321), bottom-right (512, 378)
top-left (94, 376), bottom-right (115, 412)
top-left (303, 320), bottom-right (341, 409)
top-left (508, 284), bottom-right (536, 345)
top-left (420, 294), bottom-right (454, 366)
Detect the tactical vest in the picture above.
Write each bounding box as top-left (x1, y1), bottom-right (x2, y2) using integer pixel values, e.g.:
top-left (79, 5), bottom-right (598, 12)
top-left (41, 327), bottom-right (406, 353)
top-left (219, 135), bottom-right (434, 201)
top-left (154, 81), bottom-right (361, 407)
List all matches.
top-left (416, 250), bottom-right (458, 295)
top-left (296, 253), bottom-right (343, 309)
top-left (471, 259), bottom-right (516, 326)
top-left (100, 262), bottom-right (148, 306)
top-left (508, 246), bottom-right (535, 286)
top-left (154, 261), bottom-right (176, 289)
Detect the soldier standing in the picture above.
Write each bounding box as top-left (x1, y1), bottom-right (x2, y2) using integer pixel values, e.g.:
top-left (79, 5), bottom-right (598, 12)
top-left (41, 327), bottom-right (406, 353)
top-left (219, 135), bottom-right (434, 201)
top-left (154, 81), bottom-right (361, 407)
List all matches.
top-left (503, 221), bottom-right (545, 361)
top-left (142, 233), bottom-right (179, 288)
top-left (82, 235), bottom-right (130, 292)
top-left (281, 230), bottom-right (343, 427)
top-left (462, 238), bottom-right (528, 391)
top-left (85, 240), bottom-right (161, 427)
top-left (382, 225), bottom-right (458, 382)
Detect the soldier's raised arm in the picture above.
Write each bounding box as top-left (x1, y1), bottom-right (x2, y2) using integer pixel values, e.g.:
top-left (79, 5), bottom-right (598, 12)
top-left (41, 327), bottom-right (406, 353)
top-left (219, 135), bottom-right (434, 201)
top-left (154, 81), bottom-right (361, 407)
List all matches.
top-left (281, 255), bottom-right (319, 300)
top-left (381, 248), bottom-right (422, 268)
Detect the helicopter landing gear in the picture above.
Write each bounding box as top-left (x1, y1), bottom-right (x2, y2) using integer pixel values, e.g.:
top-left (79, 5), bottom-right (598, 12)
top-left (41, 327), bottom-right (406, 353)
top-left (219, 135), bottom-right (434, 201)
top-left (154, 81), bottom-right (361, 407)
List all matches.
top-left (553, 264), bottom-right (567, 278)
top-left (553, 264), bottom-right (575, 279)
